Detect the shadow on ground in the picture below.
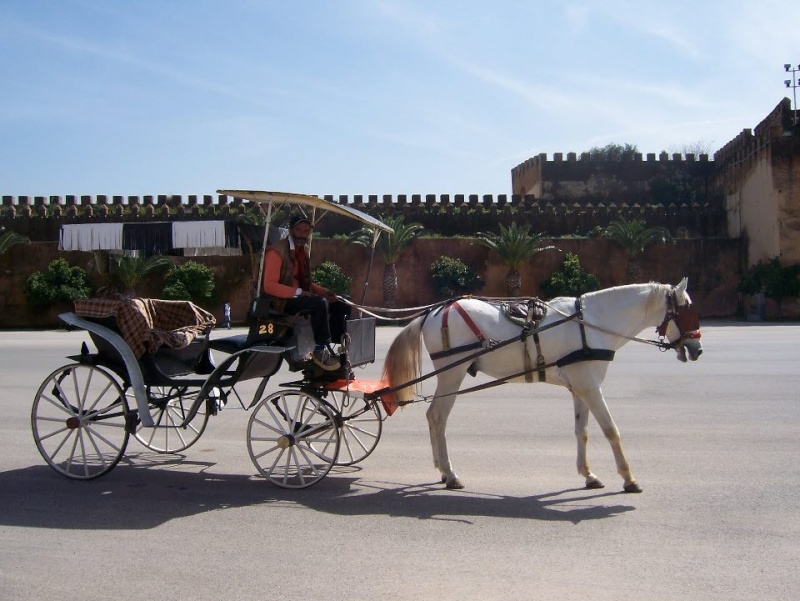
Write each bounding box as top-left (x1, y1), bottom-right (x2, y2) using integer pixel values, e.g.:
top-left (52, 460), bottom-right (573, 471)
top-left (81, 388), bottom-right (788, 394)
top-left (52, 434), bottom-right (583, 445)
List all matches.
top-left (1, 453), bottom-right (635, 529)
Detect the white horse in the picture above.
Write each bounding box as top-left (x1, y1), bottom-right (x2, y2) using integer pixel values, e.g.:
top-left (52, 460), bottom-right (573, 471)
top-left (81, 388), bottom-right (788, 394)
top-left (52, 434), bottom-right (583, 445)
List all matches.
top-left (382, 278), bottom-right (703, 493)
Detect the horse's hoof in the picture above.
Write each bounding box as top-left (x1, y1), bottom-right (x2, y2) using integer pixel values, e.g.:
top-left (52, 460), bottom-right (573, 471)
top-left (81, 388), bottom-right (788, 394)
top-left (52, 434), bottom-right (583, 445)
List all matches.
top-left (445, 478), bottom-right (465, 490)
top-left (585, 479), bottom-right (605, 490)
top-left (624, 482), bottom-right (643, 493)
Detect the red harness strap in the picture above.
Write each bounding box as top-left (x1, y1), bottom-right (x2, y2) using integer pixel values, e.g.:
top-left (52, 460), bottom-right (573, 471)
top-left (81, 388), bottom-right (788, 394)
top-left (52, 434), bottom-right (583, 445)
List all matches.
top-left (441, 300), bottom-right (486, 351)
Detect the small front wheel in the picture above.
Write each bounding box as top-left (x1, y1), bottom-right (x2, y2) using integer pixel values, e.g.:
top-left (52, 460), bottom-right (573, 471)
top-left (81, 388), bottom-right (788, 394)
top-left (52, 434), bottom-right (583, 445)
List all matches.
top-left (133, 385), bottom-right (210, 453)
top-left (326, 390), bottom-right (382, 466)
top-left (247, 390), bottom-right (340, 488)
top-left (32, 364), bottom-right (131, 480)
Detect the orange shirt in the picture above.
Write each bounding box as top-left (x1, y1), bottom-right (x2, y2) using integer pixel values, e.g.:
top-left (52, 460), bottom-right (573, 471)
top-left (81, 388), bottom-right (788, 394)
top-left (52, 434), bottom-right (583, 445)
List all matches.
top-left (262, 247), bottom-right (324, 298)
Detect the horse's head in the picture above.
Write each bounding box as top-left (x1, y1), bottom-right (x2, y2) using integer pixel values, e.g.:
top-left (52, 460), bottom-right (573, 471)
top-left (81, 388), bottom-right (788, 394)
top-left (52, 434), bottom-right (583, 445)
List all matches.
top-left (656, 277), bottom-right (703, 362)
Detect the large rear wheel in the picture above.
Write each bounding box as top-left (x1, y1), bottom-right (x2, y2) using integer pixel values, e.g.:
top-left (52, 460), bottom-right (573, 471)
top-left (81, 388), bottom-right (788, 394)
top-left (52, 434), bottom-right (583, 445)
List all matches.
top-left (247, 390), bottom-right (340, 488)
top-left (32, 364), bottom-right (131, 480)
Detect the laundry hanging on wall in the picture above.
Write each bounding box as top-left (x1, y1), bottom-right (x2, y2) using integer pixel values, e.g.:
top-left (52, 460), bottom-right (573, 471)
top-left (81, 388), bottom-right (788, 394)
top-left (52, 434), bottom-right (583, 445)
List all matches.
top-left (122, 223), bottom-right (174, 254)
top-left (58, 221), bottom-right (242, 254)
top-left (59, 223), bottom-right (124, 251)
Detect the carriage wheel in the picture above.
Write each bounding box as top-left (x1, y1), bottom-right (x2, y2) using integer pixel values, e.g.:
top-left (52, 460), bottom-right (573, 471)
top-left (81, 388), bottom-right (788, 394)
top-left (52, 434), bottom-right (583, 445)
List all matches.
top-left (247, 390), bottom-right (340, 489)
top-left (133, 385), bottom-right (210, 453)
top-left (326, 390), bottom-right (383, 466)
top-left (31, 364), bottom-right (131, 480)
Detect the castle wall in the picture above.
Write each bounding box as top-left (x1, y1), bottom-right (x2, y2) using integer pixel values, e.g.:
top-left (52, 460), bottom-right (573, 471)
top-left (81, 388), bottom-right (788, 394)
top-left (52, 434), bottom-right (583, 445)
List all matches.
top-left (714, 98), bottom-right (800, 266)
top-left (511, 151), bottom-right (717, 206)
top-left (0, 236), bottom-right (740, 330)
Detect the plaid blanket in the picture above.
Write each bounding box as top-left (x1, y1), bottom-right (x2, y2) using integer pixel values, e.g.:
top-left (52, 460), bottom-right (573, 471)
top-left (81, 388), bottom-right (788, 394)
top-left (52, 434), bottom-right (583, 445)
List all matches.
top-left (74, 297), bottom-right (216, 358)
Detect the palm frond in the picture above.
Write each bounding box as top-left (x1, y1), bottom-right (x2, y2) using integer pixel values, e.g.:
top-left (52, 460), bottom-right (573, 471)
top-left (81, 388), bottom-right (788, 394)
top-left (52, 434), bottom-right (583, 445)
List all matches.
top-left (349, 215), bottom-right (423, 264)
top-left (601, 218), bottom-right (673, 257)
top-left (0, 229), bottom-right (30, 255)
top-left (478, 222), bottom-right (556, 270)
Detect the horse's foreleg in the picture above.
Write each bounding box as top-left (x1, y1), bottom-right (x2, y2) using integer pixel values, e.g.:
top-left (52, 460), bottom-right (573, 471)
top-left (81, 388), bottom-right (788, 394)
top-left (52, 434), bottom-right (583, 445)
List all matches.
top-left (426, 389), bottom-right (463, 489)
top-left (577, 386), bottom-right (642, 493)
top-left (572, 395), bottom-right (604, 489)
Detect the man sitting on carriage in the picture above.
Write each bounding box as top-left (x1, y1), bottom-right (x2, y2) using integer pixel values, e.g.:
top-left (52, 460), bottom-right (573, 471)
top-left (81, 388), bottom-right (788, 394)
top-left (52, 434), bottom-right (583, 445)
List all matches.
top-left (261, 213), bottom-right (350, 371)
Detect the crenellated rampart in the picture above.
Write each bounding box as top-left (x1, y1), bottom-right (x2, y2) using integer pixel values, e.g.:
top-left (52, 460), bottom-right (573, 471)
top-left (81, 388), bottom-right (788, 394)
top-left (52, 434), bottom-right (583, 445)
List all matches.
top-left (511, 151), bottom-right (718, 208)
top-left (712, 98), bottom-right (794, 192)
top-left (1, 190), bottom-right (726, 240)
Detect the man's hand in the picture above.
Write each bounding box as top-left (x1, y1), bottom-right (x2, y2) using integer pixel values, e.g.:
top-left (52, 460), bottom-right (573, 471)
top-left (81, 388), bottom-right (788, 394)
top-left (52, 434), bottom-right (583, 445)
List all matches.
top-left (321, 288), bottom-right (338, 302)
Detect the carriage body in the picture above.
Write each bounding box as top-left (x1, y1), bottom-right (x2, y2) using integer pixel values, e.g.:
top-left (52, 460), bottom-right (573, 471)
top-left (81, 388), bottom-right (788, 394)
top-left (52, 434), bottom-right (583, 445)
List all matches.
top-left (31, 191), bottom-right (392, 488)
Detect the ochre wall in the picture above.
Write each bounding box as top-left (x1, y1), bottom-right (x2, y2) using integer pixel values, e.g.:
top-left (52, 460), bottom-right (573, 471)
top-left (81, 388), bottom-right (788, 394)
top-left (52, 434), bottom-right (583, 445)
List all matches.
top-left (0, 237), bottom-right (740, 329)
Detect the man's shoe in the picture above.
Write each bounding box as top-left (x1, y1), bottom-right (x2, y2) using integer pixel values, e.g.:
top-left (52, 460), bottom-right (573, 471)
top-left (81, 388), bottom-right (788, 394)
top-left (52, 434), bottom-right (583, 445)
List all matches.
top-left (312, 348), bottom-right (340, 371)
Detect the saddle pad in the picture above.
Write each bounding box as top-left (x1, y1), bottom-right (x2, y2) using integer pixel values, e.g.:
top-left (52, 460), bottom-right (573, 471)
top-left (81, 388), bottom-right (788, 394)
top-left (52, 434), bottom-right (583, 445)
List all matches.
top-left (500, 299), bottom-right (547, 327)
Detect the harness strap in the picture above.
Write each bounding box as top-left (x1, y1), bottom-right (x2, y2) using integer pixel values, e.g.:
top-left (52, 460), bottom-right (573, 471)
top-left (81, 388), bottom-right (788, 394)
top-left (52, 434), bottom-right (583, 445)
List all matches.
top-left (380, 301), bottom-right (616, 402)
top-left (435, 300), bottom-right (488, 359)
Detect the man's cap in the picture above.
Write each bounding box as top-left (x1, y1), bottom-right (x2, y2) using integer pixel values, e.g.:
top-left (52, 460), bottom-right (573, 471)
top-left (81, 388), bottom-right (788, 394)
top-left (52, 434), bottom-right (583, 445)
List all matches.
top-left (289, 213), bottom-right (311, 228)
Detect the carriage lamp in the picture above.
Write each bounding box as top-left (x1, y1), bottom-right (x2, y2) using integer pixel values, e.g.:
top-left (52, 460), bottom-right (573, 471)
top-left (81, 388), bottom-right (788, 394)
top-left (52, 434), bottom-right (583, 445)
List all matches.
top-left (785, 63), bottom-right (800, 126)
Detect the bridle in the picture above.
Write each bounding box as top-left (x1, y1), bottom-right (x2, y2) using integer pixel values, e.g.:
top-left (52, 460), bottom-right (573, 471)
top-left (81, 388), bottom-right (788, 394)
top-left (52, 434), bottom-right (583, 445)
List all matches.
top-left (656, 288), bottom-right (702, 350)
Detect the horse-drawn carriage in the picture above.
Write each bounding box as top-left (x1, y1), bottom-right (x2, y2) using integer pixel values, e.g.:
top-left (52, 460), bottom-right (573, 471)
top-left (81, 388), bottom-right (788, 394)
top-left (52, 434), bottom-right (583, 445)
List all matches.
top-left (32, 191), bottom-right (396, 489)
top-left (31, 190), bottom-right (704, 492)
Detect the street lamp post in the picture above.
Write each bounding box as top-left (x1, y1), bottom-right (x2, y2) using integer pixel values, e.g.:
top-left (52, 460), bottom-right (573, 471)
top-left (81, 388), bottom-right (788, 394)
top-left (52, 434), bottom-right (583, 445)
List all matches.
top-left (785, 63), bottom-right (800, 126)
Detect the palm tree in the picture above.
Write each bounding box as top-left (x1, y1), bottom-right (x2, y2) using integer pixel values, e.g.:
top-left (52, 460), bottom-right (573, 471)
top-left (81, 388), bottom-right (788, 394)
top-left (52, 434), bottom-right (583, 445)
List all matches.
top-left (0, 228), bottom-right (30, 255)
top-left (350, 215), bottom-right (423, 308)
top-left (107, 253), bottom-right (173, 297)
top-left (601, 218), bottom-right (673, 282)
top-left (478, 222), bottom-right (557, 296)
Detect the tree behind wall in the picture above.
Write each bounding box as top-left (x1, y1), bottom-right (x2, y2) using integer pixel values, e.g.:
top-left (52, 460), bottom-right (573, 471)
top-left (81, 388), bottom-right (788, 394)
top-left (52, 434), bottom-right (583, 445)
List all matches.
top-left (350, 215), bottom-right (423, 308)
top-left (600, 218), bottom-right (673, 282)
top-left (478, 222), bottom-right (557, 296)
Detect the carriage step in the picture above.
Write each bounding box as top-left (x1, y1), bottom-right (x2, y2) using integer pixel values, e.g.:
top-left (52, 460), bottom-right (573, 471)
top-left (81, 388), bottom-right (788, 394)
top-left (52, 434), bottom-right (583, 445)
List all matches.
top-left (208, 334), bottom-right (287, 356)
top-left (208, 334), bottom-right (250, 354)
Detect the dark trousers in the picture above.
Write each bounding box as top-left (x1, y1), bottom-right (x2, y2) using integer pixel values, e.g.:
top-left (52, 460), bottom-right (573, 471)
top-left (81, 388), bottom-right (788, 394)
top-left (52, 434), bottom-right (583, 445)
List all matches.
top-left (283, 296), bottom-right (351, 346)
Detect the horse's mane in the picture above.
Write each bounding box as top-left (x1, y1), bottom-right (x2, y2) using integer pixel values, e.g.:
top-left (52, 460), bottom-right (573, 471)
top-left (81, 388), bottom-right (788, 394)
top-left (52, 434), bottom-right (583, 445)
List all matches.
top-left (579, 282), bottom-right (671, 320)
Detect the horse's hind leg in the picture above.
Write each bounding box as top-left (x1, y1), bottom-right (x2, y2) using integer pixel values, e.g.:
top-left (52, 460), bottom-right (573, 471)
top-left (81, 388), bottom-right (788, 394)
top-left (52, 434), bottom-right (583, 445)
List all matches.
top-left (427, 387), bottom-right (464, 490)
top-left (575, 385), bottom-right (642, 493)
top-left (572, 395), bottom-right (604, 489)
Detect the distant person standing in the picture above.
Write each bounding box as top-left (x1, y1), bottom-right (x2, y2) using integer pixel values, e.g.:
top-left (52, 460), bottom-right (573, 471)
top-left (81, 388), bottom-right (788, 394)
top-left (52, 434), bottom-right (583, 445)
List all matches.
top-left (221, 302), bottom-right (231, 329)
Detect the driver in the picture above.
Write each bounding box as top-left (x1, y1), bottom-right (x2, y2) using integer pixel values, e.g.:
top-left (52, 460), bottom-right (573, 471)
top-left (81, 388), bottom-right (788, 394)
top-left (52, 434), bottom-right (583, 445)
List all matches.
top-left (261, 213), bottom-right (349, 371)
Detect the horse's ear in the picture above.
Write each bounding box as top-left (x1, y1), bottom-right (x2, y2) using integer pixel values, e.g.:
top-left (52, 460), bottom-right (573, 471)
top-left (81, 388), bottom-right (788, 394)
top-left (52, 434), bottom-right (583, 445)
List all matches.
top-left (675, 277), bottom-right (688, 294)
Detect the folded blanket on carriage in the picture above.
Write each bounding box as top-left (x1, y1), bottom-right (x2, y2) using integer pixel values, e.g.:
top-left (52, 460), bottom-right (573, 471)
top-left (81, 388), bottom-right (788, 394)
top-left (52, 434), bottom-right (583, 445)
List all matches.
top-left (74, 297), bottom-right (216, 358)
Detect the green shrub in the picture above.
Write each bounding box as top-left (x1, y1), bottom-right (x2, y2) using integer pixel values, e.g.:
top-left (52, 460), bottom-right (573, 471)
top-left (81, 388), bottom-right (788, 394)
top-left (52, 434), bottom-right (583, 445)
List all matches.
top-left (738, 257), bottom-right (800, 318)
top-left (25, 259), bottom-right (93, 306)
top-left (312, 261), bottom-right (351, 297)
top-left (162, 261), bottom-right (215, 302)
top-left (430, 256), bottom-right (483, 299)
top-left (540, 253), bottom-right (599, 298)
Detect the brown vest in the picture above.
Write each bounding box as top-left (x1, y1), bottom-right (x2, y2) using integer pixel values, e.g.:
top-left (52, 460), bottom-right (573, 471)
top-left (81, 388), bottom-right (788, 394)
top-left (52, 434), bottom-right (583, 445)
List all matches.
top-left (265, 237), bottom-right (311, 313)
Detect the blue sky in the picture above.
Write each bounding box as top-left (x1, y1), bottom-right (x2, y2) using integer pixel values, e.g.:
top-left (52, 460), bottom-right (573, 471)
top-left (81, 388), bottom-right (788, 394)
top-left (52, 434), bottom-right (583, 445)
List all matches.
top-left (1, 1), bottom-right (799, 198)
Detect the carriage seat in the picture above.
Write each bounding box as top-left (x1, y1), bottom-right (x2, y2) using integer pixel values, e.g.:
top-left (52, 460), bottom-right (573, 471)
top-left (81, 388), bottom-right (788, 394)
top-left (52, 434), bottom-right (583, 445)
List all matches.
top-left (74, 297), bottom-right (216, 380)
top-left (245, 296), bottom-right (312, 347)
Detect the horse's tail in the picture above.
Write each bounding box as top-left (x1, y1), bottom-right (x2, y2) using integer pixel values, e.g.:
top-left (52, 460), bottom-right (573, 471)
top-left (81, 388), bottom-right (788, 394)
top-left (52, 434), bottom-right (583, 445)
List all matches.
top-left (382, 316), bottom-right (424, 405)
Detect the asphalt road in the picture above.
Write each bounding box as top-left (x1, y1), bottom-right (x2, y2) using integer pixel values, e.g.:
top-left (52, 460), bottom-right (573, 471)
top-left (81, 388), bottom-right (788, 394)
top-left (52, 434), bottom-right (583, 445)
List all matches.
top-left (0, 321), bottom-right (798, 601)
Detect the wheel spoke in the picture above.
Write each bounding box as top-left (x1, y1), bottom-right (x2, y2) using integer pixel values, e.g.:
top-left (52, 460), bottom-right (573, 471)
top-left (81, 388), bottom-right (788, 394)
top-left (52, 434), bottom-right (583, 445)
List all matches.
top-left (247, 389), bottom-right (340, 489)
top-left (32, 364), bottom-right (130, 480)
top-left (133, 386), bottom-right (208, 453)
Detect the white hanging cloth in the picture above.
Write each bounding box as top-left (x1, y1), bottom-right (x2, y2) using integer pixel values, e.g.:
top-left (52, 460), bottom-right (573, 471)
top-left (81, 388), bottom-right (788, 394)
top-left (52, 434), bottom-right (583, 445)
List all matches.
top-left (171, 221), bottom-right (227, 249)
top-left (59, 223), bottom-right (124, 251)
